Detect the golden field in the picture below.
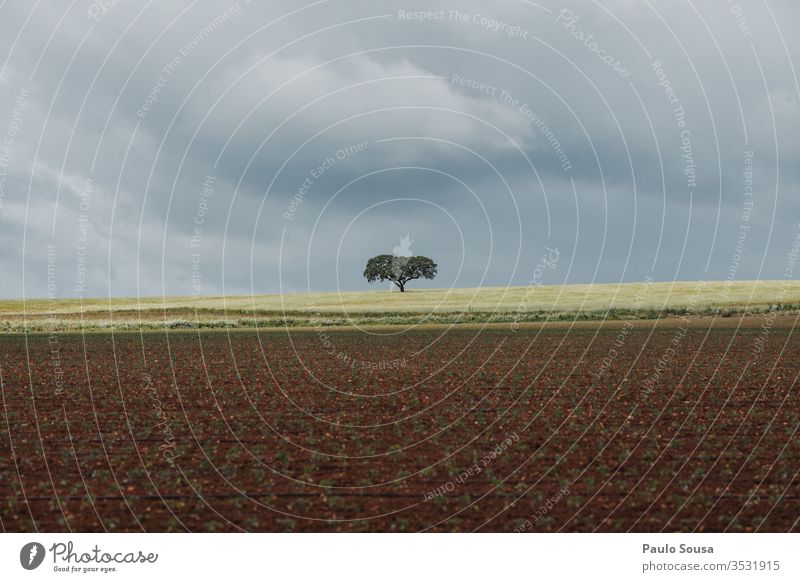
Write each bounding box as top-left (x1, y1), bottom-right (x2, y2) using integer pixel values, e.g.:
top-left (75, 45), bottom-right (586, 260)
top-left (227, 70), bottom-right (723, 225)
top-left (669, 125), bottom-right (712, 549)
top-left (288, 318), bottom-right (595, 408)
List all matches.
top-left (1, 279), bottom-right (798, 332)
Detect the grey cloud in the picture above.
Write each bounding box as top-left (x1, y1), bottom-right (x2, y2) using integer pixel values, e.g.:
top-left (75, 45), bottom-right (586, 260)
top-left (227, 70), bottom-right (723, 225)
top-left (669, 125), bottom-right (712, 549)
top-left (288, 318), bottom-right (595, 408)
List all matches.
top-left (1, 0), bottom-right (799, 299)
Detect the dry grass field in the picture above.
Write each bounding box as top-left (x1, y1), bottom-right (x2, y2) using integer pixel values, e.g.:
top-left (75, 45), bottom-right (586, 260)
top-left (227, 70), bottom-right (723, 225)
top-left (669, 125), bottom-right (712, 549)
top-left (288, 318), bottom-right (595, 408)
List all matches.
top-left (1, 280), bottom-right (799, 332)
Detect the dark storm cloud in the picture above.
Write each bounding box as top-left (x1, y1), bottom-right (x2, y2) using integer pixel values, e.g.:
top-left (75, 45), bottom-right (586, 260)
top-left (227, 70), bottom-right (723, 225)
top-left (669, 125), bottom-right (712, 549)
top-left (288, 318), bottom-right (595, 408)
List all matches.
top-left (1, 0), bottom-right (799, 298)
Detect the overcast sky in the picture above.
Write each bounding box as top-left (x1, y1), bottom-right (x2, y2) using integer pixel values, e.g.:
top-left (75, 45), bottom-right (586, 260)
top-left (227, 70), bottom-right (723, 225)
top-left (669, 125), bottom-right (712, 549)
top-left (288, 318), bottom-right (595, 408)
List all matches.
top-left (1, 0), bottom-right (799, 299)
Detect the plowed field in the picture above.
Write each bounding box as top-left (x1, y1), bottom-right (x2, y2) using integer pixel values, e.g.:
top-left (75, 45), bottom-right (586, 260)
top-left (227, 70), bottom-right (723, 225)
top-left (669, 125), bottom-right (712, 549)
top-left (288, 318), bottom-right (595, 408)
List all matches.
top-left (1, 317), bottom-right (798, 531)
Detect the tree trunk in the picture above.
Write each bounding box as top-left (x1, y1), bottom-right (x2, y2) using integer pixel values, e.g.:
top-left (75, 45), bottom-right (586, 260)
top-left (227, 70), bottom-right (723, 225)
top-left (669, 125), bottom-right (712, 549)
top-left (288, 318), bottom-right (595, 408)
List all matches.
top-left (398, 282), bottom-right (405, 292)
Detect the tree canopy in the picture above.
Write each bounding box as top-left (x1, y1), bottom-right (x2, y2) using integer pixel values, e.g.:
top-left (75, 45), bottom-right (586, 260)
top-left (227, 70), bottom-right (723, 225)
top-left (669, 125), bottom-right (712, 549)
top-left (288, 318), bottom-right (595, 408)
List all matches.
top-left (363, 255), bottom-right (437, 292)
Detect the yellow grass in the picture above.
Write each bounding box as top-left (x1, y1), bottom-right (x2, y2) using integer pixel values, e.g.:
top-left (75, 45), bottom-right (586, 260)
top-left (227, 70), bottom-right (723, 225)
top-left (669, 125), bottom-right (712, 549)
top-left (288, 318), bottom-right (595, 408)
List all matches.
top-left (2, 279), bottom-right (799, 314)
top-left (1, 280), bottom-right (798, 332)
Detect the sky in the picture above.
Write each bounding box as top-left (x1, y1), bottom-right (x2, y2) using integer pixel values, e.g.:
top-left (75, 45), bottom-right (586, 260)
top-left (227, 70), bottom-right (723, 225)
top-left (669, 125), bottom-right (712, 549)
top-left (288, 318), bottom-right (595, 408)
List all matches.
top-left (1, 0), bottom-right (799, 299)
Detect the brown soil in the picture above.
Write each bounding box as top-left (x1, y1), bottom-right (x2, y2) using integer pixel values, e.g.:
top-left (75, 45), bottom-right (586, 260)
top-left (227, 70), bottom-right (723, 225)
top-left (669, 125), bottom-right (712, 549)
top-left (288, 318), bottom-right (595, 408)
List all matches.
top-left (1, 323), bottom-right (798, 531)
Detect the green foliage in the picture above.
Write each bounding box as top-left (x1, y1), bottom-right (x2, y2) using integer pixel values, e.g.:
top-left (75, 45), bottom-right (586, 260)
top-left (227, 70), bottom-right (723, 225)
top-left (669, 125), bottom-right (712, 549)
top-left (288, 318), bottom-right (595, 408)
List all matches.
top-left (363, 254), bottom-right (438, 292)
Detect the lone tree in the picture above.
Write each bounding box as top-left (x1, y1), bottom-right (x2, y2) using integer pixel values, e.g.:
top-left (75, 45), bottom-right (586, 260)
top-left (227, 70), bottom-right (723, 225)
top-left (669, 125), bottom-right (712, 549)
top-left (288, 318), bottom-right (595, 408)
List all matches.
top-left (363, 255), bottom-right (437, 292)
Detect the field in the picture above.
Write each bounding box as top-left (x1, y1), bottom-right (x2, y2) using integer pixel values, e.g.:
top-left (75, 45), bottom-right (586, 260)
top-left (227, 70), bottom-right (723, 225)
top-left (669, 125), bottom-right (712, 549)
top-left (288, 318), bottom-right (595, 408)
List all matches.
top-left (2, 279), bottom-right (800, 332)
top-left (1, 310), bottom-right (798, 532)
